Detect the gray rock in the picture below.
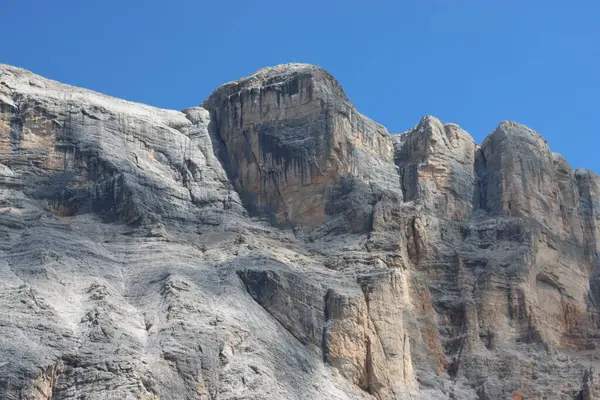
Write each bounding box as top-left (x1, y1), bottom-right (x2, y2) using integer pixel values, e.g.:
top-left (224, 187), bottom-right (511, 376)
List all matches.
top-left (1, 62), bottom-right (599, 400)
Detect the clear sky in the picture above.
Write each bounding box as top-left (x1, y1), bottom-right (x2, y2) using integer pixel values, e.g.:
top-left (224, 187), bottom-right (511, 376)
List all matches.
top-left (2, 1), bottom-right (599, 171)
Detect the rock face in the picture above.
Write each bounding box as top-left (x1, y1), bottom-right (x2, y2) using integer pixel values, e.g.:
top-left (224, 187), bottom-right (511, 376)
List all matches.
top-left (1, 62), bottom-right (599, 400)
top-left (202, 64), bottom-right (397, 230)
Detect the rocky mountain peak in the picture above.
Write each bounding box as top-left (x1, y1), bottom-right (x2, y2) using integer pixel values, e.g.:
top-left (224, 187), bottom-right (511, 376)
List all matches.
top-left (201, 63), bottom-right (394, 229)
top-left (483, 119), bottom-right (548, 148)
top-left (1, 63), bottom-right (599, 400)
top-left (202, 62), bottom-right (348, 109)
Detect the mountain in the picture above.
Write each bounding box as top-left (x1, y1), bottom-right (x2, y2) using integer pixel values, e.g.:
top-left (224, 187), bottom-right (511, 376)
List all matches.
top-left (1, 62), bottom-right (599, 399)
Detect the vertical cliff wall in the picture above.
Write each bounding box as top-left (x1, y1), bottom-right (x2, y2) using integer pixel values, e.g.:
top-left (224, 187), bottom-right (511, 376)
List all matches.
top-left (202, 64), bottom-right (398, 230)
top-left (1, 62), bottom-right (600, 400)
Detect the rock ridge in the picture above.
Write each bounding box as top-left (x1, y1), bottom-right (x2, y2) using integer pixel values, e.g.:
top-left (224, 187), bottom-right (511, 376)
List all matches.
top-left (0, 62), bottom-right (599, 399)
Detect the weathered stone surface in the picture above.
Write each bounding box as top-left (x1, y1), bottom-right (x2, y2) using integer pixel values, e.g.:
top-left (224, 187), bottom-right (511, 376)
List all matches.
top-left (394, 115), bottom-right (476, 220)
top-left (202, 63), bottom-right (398, 230)
top-left (2, 62), bottom-right (600, 400)
top-left (579, 367), bottom-right (600, 400)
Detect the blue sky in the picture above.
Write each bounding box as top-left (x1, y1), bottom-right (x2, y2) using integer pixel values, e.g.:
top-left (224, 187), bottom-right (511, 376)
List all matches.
top-left (3, 1), bottom-right (599, 171)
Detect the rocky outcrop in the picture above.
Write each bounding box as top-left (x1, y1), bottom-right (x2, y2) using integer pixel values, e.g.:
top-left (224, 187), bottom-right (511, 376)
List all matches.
top-left (1, 62), bottom-right (600, 400)
top-left (393, 115), bottom-right (476, 220)
top-left (202, 64), bottom-right (398, 230)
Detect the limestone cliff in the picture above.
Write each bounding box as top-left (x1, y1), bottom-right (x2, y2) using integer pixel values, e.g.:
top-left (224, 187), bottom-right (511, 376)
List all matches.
top-left (1, 62), bottom-right (599, 400)
top-left (202, 64), bottom-right (397, 230)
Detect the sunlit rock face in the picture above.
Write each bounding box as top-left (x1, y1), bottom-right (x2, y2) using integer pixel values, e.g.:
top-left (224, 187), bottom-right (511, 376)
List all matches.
top-left (202, 64), bottom-right (398, 230)
top-left (1, 62), bottom-right (600, 400)
top-left (393, 115), bottom-right (476, 220)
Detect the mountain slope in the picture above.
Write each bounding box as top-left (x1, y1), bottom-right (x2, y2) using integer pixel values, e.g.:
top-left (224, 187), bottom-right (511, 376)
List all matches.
top-left (1, 63), bottom-right (599, 399)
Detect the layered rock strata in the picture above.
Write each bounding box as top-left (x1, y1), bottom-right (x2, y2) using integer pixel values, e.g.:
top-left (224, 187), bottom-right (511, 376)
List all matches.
top-left (1, 62), bottom-right (599, 399)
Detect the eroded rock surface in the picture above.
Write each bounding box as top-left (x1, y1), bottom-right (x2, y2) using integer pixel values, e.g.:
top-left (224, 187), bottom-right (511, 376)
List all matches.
top-left (202, 64), bottom-right (397, 230)
top-left (1, 62), bottom-right (600, 399)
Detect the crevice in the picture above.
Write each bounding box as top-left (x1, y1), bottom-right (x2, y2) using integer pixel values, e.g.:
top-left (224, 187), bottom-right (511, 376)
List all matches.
top-left (447, 314), bottom-right (466, 381)
top-left (474, 147), bottom-right (487, 211)
top-left (9, 100), bottom-right (27, 153)
top-left (357, 277), bottom-right (391, 397)
top-left (322, 289), bottom-right (333, 362)
top-left (399, 167), bottom-right (407, 201)
top-left (364, 335), bottom-right (374, 394)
